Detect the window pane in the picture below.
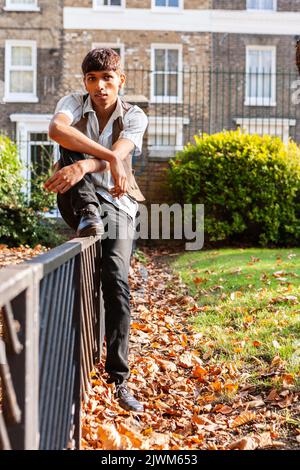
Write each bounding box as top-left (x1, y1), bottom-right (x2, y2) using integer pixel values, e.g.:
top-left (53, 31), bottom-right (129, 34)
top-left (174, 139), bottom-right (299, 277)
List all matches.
top-left (167, 73), bottom-right (178, 96)
top-left (247, 0), bottom-right (275, 10)
top-left (154, 73), bottom-right (165, 96)
top-left (10, 71), bottom-right (33, 93)
top-left (30, 133), bottom-right (48, 142)
top-left (11, 46), bottom-right (32, 66)
top-left (101, 0), bottom-right (122, 5)
top-left (155, 50), bottom-right (165, 72)
top-left (155, 0), bottom-right (179, 5)
top-left (167, 50), bottom-right (179, 71)
top-left (247, 50), bottom-right (273, 99)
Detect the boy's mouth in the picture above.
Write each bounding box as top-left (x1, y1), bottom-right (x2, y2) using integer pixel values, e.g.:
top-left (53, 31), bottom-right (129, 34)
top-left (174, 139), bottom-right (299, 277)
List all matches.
top-left (95, 93), bottom-right (108, 98)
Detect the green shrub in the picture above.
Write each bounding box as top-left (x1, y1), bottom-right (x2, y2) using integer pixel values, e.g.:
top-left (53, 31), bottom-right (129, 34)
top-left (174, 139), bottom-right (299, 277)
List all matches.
top-left (0, 135), bottom-right (64, 247)
top-left (0, 136), bottom-right (23, 206)
top-left (168, 130), bottom-right (300, 246)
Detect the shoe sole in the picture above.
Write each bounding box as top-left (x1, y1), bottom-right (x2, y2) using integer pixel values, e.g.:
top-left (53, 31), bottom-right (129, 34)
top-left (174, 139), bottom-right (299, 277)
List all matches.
top-left (77, 225), bottom-right (103, 238)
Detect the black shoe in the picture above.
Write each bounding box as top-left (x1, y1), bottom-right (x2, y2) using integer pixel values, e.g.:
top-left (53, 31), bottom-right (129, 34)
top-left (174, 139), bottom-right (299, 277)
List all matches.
top-left (115, 382), bottom-right (144, 413)
top-left (76, 210), bottom-right (103, 237)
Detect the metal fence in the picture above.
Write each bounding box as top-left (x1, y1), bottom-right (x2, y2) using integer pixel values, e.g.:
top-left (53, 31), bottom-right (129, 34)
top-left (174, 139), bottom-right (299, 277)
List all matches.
top-left (123, 68), bottom-right (300, 147)
top-left (0, 236), bottom-right (104, 450)
top-left (3, 69), bottom-right (300, 188)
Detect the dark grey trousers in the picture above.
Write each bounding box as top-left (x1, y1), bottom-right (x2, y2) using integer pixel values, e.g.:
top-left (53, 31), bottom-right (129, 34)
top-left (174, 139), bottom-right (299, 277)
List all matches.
top-left (57, 148), bottom-right (134, 384)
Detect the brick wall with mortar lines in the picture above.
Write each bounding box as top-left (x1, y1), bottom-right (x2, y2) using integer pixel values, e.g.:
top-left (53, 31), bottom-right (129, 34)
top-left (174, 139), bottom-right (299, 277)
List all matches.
top-left (63, 1), bottom-right (211, 9)
top-left (0, 0), bottom-right (63, 135)
top-left (213, 0), bottom-right (300, 11)
top-left (60, 30), bottom-right (211, 140)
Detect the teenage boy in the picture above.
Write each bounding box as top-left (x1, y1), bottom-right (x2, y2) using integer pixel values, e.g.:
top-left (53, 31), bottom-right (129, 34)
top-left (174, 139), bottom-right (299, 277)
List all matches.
top-left (45, 48), bottom-right (148, 412)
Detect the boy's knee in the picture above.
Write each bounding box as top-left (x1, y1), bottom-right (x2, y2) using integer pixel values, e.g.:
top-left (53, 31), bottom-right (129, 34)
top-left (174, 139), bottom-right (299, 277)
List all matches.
top-left (59, 146), bottom-right (86, 166)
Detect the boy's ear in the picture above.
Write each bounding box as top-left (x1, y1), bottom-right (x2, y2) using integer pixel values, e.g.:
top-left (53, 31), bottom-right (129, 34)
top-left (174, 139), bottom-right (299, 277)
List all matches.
top-left (119, 73), bottom-right (126, 89)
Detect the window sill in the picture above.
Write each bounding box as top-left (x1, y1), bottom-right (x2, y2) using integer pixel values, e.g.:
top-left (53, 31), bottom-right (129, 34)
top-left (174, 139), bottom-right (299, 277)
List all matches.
top-left (93, 7), bottom-right (125, 12)
top-left (150, 97), bottom-right (183, 104)
top-left (3, 6), bottom-right (41, 12)
top-left (151, 8), bottom-right (183, 14)
top-left (3, 96), bottom-right (39, 103)
top-left (244, 99), bottom-right (276, 107)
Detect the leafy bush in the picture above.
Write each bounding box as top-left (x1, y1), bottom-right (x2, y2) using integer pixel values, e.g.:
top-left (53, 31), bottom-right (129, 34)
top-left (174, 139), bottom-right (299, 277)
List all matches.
top-left (0, 135), bottom-right (64, 247)
top-left (0, 136), bottom-right (23, 206)
top-left (168, 130), bottom-right (300, 246)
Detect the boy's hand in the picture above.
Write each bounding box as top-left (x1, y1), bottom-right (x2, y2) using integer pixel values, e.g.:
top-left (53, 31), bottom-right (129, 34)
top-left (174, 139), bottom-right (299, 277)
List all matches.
top-left (110, 156), bottom-right (127, 197)
top-left (44, 162), bottom-right (85, 194)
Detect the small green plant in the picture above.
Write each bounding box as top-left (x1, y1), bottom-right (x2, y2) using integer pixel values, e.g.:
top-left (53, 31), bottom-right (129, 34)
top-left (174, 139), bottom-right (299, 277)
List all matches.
top-left (0, 135), bottom-right (64, 247)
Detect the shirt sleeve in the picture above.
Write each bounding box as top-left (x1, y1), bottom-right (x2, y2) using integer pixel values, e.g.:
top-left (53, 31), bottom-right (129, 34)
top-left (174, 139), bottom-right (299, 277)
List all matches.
top-left (54, 94), bottom-right (83, 124)
top-left (119, 106), bottom-right (148, 156)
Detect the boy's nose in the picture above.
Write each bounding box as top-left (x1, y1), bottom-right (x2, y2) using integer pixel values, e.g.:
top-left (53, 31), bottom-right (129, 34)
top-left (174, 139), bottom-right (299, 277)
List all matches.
top-left (96, 80), bottom-right (105, 90)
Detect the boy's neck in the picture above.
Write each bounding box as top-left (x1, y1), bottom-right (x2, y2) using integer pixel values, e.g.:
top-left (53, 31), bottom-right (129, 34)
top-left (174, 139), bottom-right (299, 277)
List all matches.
top-left (91, 97), bottom-right (118, 122)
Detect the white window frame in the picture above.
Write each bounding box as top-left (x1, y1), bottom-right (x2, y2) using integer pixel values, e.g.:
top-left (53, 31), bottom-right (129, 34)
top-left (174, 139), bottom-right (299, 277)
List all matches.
top-left (4, 40), bottom-right (38, 103)
top-left (4, 0), bottom-right (40, 12)
top-left (91, 42), bottom-right (125, 69)
top-left (148, 116), bottom-right (189, 157)
top-left (9, 114), bottom-right (58, 200)
top-left (151, 0), bottom-right (184, 12)
top-left (150, 44), bottom-right (183, 104)
top-left (245, 45), bottom-right (276, 107)
top-left (93, 0), bottom-right (125, 11)
top-left (246, 0), bottom-right (276, 11)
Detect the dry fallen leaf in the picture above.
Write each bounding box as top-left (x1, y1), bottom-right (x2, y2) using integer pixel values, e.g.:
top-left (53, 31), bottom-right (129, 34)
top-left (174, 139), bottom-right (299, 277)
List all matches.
top-left (231, 412), bottom-right (257, 428)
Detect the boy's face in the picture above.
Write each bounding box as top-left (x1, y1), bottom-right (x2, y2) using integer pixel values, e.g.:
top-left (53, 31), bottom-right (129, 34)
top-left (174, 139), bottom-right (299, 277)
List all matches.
top-left (83, 70), bottom-right (125, 108)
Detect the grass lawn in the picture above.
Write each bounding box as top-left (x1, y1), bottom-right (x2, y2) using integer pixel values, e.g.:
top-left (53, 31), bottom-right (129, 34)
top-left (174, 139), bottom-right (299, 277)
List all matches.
top-left (171, 248), bottom-right (300, 389)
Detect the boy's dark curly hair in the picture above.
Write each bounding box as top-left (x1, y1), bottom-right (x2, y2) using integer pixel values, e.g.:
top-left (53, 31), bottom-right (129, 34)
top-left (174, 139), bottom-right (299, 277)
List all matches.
top-left (82, 48), bottom-right (122, 75)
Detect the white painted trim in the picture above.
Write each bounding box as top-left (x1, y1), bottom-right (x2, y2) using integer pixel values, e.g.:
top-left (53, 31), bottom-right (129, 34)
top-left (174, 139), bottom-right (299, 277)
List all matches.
top-left (246, 0), bottom-right (277, 12)
top-left (150, 43), bottom-right (182, 103)
top-left (91, 42), bottom-right (125, 68)
top-left (4, 40), bottom-right (38, 103)
top-left (245, 45), bottom-right (276, 107)
top-left (9, 114), bottom-right (55, 195)
top-left (148, 116), bottom-right (189, 155)
top-left (63, 7), bottom-right (300, 35)
top-left (93, 0), bottom-right (125, 11)
top-left (4, 0), bottom-right (40, 11)
top-left (151, 0), bottom-right (183, 14)
top-left (234, 117), bottom-right (296, 144)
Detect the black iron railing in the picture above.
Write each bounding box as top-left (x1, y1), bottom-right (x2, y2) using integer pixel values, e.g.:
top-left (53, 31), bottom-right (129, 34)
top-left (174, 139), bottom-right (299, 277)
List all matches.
top-left (0, 236), bottom-right (104, 450)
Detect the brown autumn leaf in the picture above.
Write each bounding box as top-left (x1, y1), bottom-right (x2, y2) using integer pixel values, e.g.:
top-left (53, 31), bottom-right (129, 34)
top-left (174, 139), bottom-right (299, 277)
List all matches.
top-left (192, 365), bottom-right (208, 378)
top-left (117, 423), bottom-right (144, 449)
top-left (178, 353), bottom-right (193, 369)
top-left (231, 412), bottom-right (257, 428)
top-left (228, 432), bottom-right (273, 450)
top-left (97, 423), bottom-right (123, 450)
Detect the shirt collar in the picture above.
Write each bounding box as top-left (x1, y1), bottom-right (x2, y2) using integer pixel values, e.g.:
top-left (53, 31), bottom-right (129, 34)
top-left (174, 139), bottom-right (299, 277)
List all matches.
top-left (83, 94), bottom-right (124, 121)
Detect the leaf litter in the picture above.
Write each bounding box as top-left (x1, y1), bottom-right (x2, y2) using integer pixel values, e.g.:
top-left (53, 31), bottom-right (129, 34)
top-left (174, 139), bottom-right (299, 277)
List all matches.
top-left (78, 248), bottom-right (300, 451)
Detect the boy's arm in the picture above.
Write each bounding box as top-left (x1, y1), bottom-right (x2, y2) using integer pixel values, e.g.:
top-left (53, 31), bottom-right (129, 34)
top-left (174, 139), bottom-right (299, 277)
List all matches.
top-left (45, 158), bottom-right (108, 195)
top-left (48, 113), bottom-right (127, 193)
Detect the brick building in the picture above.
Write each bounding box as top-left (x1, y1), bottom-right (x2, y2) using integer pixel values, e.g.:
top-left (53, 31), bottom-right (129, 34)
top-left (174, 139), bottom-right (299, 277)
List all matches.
top-left (0, 0), bottom-right (63, 182)
top-left (1, 0), bottom-right (300, 203)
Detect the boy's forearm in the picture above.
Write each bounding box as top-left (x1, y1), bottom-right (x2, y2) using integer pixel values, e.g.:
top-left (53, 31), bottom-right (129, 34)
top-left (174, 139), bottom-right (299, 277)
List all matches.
top-left (78, 158), bottom-right (109, 174)
top-left (50, 123), bottom-right (117, 163)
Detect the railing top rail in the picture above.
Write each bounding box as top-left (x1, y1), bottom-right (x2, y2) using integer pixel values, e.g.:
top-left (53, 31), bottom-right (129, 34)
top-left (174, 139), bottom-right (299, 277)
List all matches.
top-left (26, 237), bottom-right (101, 276)
top-left (0, 236), bottom-right (100, 305)
top-left (0, 264), bottom-right (36, 306)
